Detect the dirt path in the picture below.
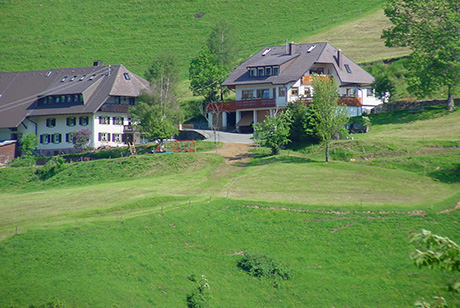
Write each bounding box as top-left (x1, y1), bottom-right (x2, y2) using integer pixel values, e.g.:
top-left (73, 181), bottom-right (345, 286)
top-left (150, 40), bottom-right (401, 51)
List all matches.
top-left (206, 143), bottom-right (255, 166)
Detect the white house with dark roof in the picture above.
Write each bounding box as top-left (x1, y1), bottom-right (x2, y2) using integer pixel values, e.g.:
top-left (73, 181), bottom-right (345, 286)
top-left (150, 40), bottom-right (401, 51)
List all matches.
top-left (0, 62), bottom-right (150, 156)
top-left (211, 42), bottom-right (382, 132)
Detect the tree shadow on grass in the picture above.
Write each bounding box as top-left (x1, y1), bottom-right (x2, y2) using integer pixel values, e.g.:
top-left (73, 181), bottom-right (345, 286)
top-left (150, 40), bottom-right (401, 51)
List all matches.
top-left (247, 154), bottom-right (316, 167)
top-left (428, 164), bottom-right (460, 183)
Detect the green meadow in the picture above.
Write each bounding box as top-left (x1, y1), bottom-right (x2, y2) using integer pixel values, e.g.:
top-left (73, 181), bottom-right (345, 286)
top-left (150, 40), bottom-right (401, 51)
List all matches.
top-left (1, 106), bottom-right (459, 307)
top-left (0, 0), bottom-right (394, 80)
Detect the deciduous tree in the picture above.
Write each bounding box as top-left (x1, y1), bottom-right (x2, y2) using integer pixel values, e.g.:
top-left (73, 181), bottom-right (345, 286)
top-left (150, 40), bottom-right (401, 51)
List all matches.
top-left (382, 0), bottom-right (460, 110)
top-left (310, 76), bottom-right (349, 162)
top-left (131, 56), bottom-right (182, 144)
top-left (19, 133), bottom-right (39, 157)
top-left (410, 229), bottom-right (460, 307)
top-left (253, 109), bottom-right (292, 155)
top-left (189, 45), bottom-right (226, 103)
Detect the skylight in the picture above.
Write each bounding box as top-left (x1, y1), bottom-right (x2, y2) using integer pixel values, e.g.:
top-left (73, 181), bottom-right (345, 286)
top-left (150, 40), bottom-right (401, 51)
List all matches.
top-left (45, 71), bottom-right (52, 77)
top-left (344, 64), bottom-right (352, 73)
top-left (123, 73), bottom-right (130, 80)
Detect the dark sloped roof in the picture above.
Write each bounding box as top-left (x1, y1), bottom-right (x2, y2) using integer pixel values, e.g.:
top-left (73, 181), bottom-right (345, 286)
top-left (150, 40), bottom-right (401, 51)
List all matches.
top-left (222, 42), bottom-right (374, 87)
top-left (0, 64), bottom-right (149, 129)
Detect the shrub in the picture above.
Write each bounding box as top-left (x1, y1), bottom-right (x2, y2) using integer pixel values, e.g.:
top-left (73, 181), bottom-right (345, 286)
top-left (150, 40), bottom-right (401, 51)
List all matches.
top-left (37, 157), bottom-right (66, 180)
top-left (237, 251), bottom-right (292, 281)
top-left (186, 274), bottom-right (211, 308)
top-left (8, 156), bottom-right (37, 167)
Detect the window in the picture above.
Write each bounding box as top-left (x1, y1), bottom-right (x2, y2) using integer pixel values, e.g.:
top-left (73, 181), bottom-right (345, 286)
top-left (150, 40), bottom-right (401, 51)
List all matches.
top-left (112, 133), bottom-right (122, 143)
top-left (40, 134), bottom-right (50, 144)
top-left (304, 87), bottom-right (312, 97)
top-left (123, 73), bottom-right (130, 80)
top-left (256, 89), bottom-right (270, 98)
top-left (46, 118), bottom-right (56, 128)
top-left (98, 132), bottom-right (110, 142)
top-left (66, 132), bottom-right (74, 143)
top-left (344, 64), bottom-right (352, 73)
top-left (114, 96), bottom-right (121, 104)
top-left (273, 66), bottom-right (280, 75)
top-left (79, 116), bottom-right (89, 126)
top-left (66, 96), bottom-right (72, 103)
top-left (265, 67), bottom-right (273, 76)
top-left (113, 117), bottom-right (124, 125)
top-left (242, 90), bottom-right (254, 99)
top-left (129, 97), bottom-right (135, 105)
top-left (66, 117), bottom-right (76, 126)
top-left (257, 67), bottom-right (265, 77)
top-left (52, 133), bottom-right (62, 144)
top-left (249, 68), bottom-right (257, 77)
top-left (367, 88), bottom-right (374, 97)
top-left (99, 116), bottom-right (110, 125)
top-left (317, 68), bottom-right (324, 74)
top-left (291, 87), bottom-right (299, 96)
top-left (279, 87), bottom-right (286, 97)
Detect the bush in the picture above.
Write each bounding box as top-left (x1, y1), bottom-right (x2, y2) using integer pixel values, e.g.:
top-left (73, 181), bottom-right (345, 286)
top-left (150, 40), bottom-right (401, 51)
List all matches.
top-left (37, 157), bottom-right (66, 180)
top-left (237, 251), bottom-right (292, 281)
top-left (8, 156), bottom-right (37, 167)
top-left (186, 274), bottom-right (211, 308)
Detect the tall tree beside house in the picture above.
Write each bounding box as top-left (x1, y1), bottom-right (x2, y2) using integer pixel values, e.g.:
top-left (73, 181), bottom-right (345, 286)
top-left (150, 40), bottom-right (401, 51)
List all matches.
top-left (382, 0), bottom-right (460, 111)
top-left (145, 54), bottom-right (179, 103)
top-left (309, 76), bottom-right (349, 162)
top-left (206, 20), bottom-right (239, 70)
top-left (189, 45), bottom-right (226, 103)
top-left (206, 20), bottom-right (239, 101)
top-left (19, 133), bottom-right (39, 157)
top-left (253, 109), bottom-right (292, 155)
top-left (131, 56), bottom-right (182, 144)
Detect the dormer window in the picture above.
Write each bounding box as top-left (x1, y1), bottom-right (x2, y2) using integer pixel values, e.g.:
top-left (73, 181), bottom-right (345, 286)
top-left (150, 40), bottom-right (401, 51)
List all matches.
top-left (266, 67), bottom-right (273, 76)
top-left (258, 67), bottom-right (264, 77)
top-left (249, 68), bottom-right (257, 77)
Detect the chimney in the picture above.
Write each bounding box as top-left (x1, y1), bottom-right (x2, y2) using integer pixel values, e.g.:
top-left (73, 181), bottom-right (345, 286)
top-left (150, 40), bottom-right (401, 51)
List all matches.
top-left (337, 49), bottom-right (342, 68)
top-left (93, 60), bottom-right (104, 67)
top-left (289, 42), bottom-right (295, 55)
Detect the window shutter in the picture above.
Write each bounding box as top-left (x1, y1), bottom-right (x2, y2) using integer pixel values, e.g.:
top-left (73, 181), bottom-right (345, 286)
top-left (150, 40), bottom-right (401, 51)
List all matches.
top-left (98, 133), bottom-right (102, 141)
top-left (107, 133), bottom-right (111, 141)
top-left (40, 135), bottom-right (43, 143)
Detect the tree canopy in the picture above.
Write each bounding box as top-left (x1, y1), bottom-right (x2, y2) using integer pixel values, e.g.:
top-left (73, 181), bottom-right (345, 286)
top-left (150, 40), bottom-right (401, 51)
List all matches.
top-left (410, 229), bottom-right (460, 307)
top-left (131, 56), bottom-right (182, 142)
top-left (189, 45), bottom-right (226, 103)
top-left (253, 110), bottom-right (292, 155)
top-left (310, 76), bottom-right (349, 162)
top-left (382, 0), bottom-right (460, 110)
top-left (19, 133), bottom-right (38, 157)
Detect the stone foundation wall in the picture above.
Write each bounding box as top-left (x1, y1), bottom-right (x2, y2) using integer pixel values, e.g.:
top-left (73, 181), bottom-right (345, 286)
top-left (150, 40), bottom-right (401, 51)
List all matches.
top-left (374, 98), bottom-right (459, 113)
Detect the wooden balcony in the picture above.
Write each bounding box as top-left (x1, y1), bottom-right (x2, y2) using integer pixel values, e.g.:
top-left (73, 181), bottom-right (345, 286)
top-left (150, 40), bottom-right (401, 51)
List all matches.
top-left (206, 98), bottom-right (276, 112)
top-left (300, 96), bottom-right (361, 106)
top-left (301, 75), bottom-right (332, 85)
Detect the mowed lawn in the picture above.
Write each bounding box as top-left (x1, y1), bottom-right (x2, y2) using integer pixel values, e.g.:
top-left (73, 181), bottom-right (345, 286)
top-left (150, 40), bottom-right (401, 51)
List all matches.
top-left (1, 199), bottom-right (459, 308)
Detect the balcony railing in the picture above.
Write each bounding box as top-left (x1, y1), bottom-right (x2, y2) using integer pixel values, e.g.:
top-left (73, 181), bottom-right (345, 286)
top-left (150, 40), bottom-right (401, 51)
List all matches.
top-left (206, 98), bottom-right (276, 112)
top-left (300, 96), bottom-right (361, 106)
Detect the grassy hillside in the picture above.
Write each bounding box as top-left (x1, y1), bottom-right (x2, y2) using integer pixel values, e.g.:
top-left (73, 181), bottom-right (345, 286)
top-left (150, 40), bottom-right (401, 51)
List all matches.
top-left (1, 106), bottom-right (459, 307)
top-left (302, 9), bottom-right (411, 63)
top-left (0, 0), bottom-right (386, 78)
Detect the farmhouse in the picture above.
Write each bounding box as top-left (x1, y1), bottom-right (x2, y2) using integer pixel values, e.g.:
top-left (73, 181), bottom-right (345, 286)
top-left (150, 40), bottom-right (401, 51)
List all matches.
top-left (209, 42), bottom-right (381, 132)
top-left (0, 62), bottom-right (150, 156)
